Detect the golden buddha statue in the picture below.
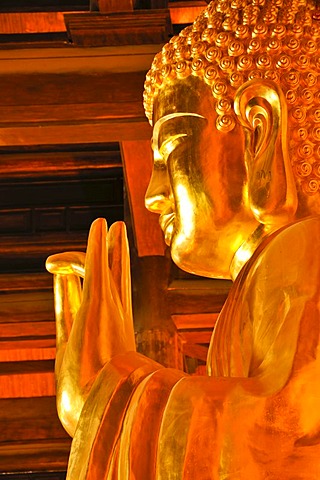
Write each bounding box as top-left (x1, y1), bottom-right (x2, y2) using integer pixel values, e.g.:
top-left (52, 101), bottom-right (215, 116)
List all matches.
top-left (46, 0), bottom-right (320, 478)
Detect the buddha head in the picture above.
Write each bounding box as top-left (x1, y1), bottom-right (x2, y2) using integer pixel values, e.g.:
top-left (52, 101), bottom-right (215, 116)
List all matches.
top-left (143, 0), bottom-right (320, 280)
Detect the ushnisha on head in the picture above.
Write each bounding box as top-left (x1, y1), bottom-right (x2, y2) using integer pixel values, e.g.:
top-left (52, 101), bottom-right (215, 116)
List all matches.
top-left (144, 0), bottom-right (320, 198)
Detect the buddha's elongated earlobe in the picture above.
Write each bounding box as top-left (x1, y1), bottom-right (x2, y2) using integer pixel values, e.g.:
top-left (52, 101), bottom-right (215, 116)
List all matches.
top-left (234, 79), bottom-right (298, 226)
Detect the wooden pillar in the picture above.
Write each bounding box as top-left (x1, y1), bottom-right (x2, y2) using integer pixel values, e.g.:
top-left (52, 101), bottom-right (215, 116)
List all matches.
top-left (121, 140), bottom-right (183, 369)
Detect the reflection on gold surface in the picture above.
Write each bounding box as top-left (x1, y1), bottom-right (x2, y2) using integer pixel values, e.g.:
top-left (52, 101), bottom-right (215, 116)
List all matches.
top-left (46, 0), bottom-right (320, 478)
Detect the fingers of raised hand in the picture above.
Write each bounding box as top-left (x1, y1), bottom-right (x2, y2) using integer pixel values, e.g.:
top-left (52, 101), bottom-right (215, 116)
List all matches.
top-left (46, 219), bottom-right (133, 324)
top-left (108, 221), bottom-right (133, 323)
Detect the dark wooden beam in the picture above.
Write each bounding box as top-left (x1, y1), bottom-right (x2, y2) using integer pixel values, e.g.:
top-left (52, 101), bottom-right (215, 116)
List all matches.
top-left (179, 328), bottom-right (213, 344)
top-left (0, 120), bottom-right (150, 147)
top-left (0, 0), bottom-right (88, 13)
top-left (64, 10), bottom-right (172, 46)
top-left (0, 396), bottom-right (70, 473)
top-left (0, 70), bottom-right (145, 113)
top-left (91, 0), bottom-right (135, 12)
top-left (0, 46), bottom-right (156, 145)
top-left (172, 312), bottom-right (219, 330)
top-left (91, 1), bottom-right (169, 13)
top-left (0, 148), bottom-right (121, 179)
top-left (0, 273), bottom-right (55, 368)
top-left (0, 12), bottom-right (67, 33)
top-left (182, 343), bottom-right (209, 362)
top-left (0, 2), bottom-right (204, 36)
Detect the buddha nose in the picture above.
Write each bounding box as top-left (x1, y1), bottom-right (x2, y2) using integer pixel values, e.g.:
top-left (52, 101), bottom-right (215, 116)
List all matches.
top-left (145, 166), bottom-right (173, 214)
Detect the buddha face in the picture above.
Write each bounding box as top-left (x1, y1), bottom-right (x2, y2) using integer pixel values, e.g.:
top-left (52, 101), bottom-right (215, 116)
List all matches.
top-left (145, 76), bottom-right (260, 280)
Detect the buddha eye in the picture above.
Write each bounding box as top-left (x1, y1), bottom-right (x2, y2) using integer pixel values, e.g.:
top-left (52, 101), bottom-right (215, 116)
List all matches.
top-left (159, 133), bottom-right (187, 161)
top-left (152, 113), bottom-right (205, 163)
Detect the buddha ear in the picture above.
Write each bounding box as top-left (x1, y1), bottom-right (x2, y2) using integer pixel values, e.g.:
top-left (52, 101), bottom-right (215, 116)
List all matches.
top-left (234, 79), bottom-right (297, 225)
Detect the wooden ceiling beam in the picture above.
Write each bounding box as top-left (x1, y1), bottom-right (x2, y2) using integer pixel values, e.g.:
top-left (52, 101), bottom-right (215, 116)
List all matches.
top-left (0, 46), bottom-right (156, 145)
top-left (0, 44), bottom-right (161, 73)
top-left (0, 150), bottom-right (121, 180)
top-left (0, 1), bottom-right (205, 35)
top-left (0, 12), bottom-right (68, 34)
top-left (64, 10), bottom-right (172, 46)
top-left (0, 396), bottom-right (70, 472)
top-left (0, 120), bottom-right (151, 146)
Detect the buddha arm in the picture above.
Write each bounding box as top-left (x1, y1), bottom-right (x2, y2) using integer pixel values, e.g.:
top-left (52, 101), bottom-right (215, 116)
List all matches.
top-left (46, 219), bottom-right (136, 437)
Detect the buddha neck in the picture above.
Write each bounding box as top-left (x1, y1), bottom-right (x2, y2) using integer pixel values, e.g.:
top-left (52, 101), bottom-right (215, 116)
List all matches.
top-left (230, 223), bottom-right (280, 280)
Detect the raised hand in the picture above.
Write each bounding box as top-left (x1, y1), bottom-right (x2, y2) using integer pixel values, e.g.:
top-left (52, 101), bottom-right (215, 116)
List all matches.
top-left (46, 218), bottom-right (136, 436)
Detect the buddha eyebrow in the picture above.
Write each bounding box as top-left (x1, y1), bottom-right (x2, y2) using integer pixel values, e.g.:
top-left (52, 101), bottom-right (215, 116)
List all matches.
top-left (152, 112), bottom-right (205, 154)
